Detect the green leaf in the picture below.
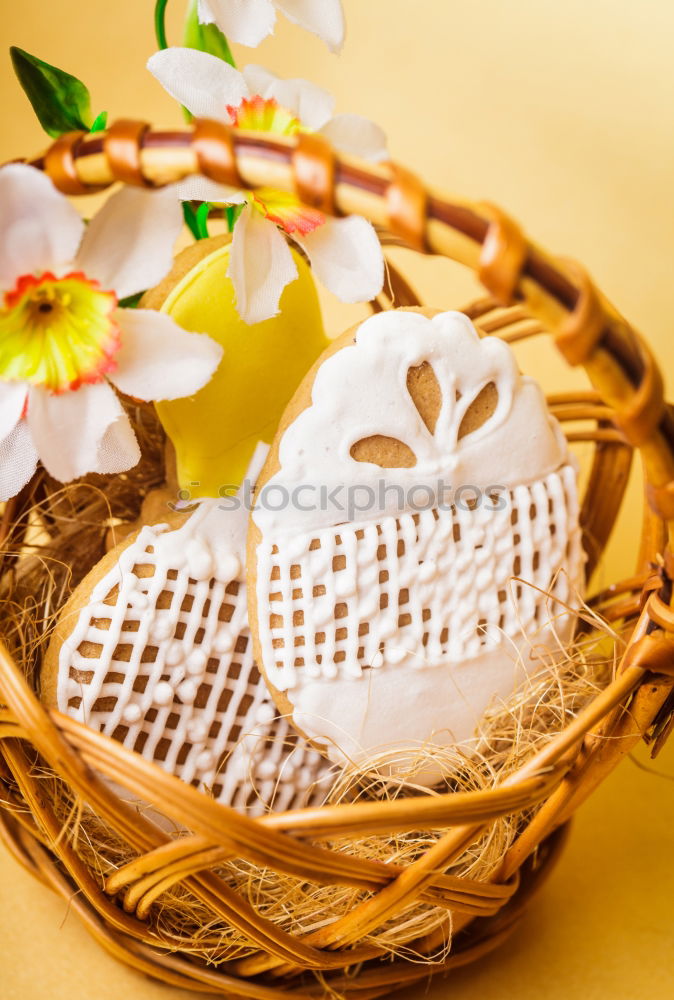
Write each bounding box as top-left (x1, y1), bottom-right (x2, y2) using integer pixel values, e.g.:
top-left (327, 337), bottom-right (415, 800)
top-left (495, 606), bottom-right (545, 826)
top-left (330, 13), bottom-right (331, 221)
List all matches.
top-left (118, 291), bottom-right (144, 309)
top-left (195, 202), bottom-right (211, 239)
top-left (90, 110), bottom-right (108, 133)
top-left (10, 46), bottom-right (93, 138)
top-left (182, 0), bottom-right (236, 66)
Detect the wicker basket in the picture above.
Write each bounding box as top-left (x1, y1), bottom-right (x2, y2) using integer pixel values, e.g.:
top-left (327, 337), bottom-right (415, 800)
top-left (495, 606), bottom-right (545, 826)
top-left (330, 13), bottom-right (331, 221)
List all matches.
top-left (1, 119), bottom-right (674, 999)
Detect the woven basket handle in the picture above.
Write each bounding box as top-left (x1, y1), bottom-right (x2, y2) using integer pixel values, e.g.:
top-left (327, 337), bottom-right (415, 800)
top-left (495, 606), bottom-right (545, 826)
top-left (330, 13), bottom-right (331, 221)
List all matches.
top-left (28, 119), bottom-right (674, 561)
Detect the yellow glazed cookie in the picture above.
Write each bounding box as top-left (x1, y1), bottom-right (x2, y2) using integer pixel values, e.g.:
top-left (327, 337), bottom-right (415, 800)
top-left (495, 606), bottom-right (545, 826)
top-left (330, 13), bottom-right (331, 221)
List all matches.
top-left (144, 235), bottom-right (330, 499)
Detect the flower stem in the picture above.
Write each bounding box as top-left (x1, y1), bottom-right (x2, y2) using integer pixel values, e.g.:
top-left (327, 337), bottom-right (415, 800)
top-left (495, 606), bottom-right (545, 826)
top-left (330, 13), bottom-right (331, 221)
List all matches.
top-left (182, 202), bottom-right (201, 240)
top-left (195, 202), bottom-right (211, 239)
top-left (154, 0), bottom-right (170, 50)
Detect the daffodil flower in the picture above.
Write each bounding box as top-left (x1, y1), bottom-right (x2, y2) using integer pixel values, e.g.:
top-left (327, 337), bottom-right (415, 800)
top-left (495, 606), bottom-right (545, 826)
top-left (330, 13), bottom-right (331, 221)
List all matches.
top-left (0, 164), bottom-right (224, 502)
top-left (148, 49), bottom-right (386, 323)
top-left (198, 0), bottom-right (345, 52)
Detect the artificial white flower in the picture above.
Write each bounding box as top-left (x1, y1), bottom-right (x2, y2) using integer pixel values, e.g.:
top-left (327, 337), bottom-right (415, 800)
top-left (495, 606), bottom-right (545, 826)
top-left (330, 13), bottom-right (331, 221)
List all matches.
top-left (0, 164), bottom-right (224, 502)
top-left (198, 0), bottom-right (345, 52)
top-left (148, 48), bottom-right (386, 323)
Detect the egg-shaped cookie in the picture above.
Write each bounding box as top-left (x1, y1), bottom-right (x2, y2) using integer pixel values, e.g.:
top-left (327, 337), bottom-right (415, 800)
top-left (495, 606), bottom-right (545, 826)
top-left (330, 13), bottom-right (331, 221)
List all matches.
top-left (44, 487), bottom-right (332, 817)
top-left (248, 309), bottom-right (585, 782)
top-left (144, 235), bottom-right (329, 499)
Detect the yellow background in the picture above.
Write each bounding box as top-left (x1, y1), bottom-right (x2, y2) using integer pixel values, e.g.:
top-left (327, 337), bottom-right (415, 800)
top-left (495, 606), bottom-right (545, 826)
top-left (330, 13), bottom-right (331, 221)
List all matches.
top-left (1, 0), bottom-right (673, 997)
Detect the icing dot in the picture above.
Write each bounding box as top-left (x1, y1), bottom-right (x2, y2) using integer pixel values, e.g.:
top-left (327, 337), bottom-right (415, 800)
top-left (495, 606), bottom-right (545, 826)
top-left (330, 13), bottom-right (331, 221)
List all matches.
top-left (195, 750), bottom-right (215, 771)
top-left (187, 649), bottom-right (208, 675)
top-left (165, 641), bottom-right (184, 667)
top-left (122, 703), bottom-right (142, 724)
top-left (128, 590), bottom-right (149, 609)
top-left (360, 595), bottom-right (380, 619)
top-left (378, 617), bottom-right (397, 639)
top-left (255, 702), bottom-right (276, 725)
top-left (213, 629), bottom-right (234, 653)
top-left (151, 617), bottom-right (173, 641)
top-left (286, 535), bottom-right (308, 559)
top-left (359, 566), bottom-right (379, 589)
top-left (311, 602), bottom-right (334, 626)
top-left (418, 559), bottom-right (437, 582)
top-left (357, 546), bottom-right (373, 566)
top-left (299, 766), bottom-right (315, 787)
top-left (216, 552), bottom-right (241, 582)
top-left (177, 679), bottom-right (197, 704)
top-left (257, 759), bottom-right (277, 780)
top-left (154, 681), bottom-right (173, 707)
top-left (187, 719), bottom-right (208, 743)
top-left (227, 755), bottom-right (247, 780)
top-left (186, 538), bottom-right (213, 581)
top-left (308, 552), bottom-right (330, 576)
top-left (385, 647), bottom-right (408, 665)
top-left (335, 574), bottom-right (357, 598)
top-left (371, 651), bottom-right (384, 669)
top-left (281, 760), bottom-right (297, 778)
top-left (322, 661), bottom-right (339, 679)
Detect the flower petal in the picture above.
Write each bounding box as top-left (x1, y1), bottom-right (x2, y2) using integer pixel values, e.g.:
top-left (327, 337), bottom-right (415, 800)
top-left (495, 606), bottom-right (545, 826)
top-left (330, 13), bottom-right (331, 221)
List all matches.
top-left (75, 185), bottom-right (184, 300)
top-left (147, 47), bottom-right (248, 121)
top-left (0, 164), bottom-right (84, 291)
top-left (178, 177), bottom-right (247, 204)
top-left (295, 215), bottom-right (384, 303)
top-left (0, 419), bottom-right (38, 502)
top-left (95, 413), bottom-right (141, 474)
top-left (109, 309), bottom-right (223, 401)
top-left (242, 64), bottom-right (334, 128)
top-left (275, 0), bottom-right (345, 52)
top-left (227, 203), bottom-right (298, 324)
top-left (319, 114), bottom-right (388, 162)
top-left (27, 382), bottom-right (130, 482)
top-left (198, 0), bottom-right (277, 48)
top-left (0, 381), bottom-right (28, 444)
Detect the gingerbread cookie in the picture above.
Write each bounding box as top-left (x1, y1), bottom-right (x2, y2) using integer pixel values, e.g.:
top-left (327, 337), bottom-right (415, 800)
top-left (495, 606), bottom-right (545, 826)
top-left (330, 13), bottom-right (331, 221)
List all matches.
top-left (44, 448), bottom-right (332, 816)
top-left (248, 309), bottom-right (585, 782)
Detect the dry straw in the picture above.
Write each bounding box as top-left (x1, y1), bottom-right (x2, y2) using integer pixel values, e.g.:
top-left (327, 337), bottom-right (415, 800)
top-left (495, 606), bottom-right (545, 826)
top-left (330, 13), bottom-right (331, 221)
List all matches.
top-left (1, 121), bottom-right (673, 999)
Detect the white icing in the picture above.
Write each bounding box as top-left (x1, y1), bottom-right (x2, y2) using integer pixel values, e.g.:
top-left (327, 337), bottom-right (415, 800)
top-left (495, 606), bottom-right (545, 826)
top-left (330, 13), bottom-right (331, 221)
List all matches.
top-left (187, 649), bottom-right (208, 675)
top-left (57, 444), bottom-right (333, 816)
top-left (256, 466), bottom-right (583, 693)
top-left (290, 635), bottom-right (562, 785)
top-left (122, 703), bottom-right (142, 725)
top-left (154, 682), bottom-right (174, 707)
top-left (254, 311), bottom-right (568, 535)
top-left (252, 312), bottom-right (585, 781)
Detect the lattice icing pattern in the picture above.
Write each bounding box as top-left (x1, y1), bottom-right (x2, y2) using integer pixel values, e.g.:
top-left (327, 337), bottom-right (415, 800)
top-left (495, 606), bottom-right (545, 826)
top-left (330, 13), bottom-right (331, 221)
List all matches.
top-left (251, 311), bottom-right (585, 777)
top-left (56, 501), bottom-right (332, 817)
top-left (257, 465), bottom-right (582, 691)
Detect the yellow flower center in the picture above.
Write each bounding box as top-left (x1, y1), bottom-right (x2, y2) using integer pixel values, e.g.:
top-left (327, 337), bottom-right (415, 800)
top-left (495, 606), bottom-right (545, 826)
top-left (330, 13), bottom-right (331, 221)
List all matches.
top-left (227, 95), bottom-right (301, 136)
top-left (0, 272), bottom-right (120, 394)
